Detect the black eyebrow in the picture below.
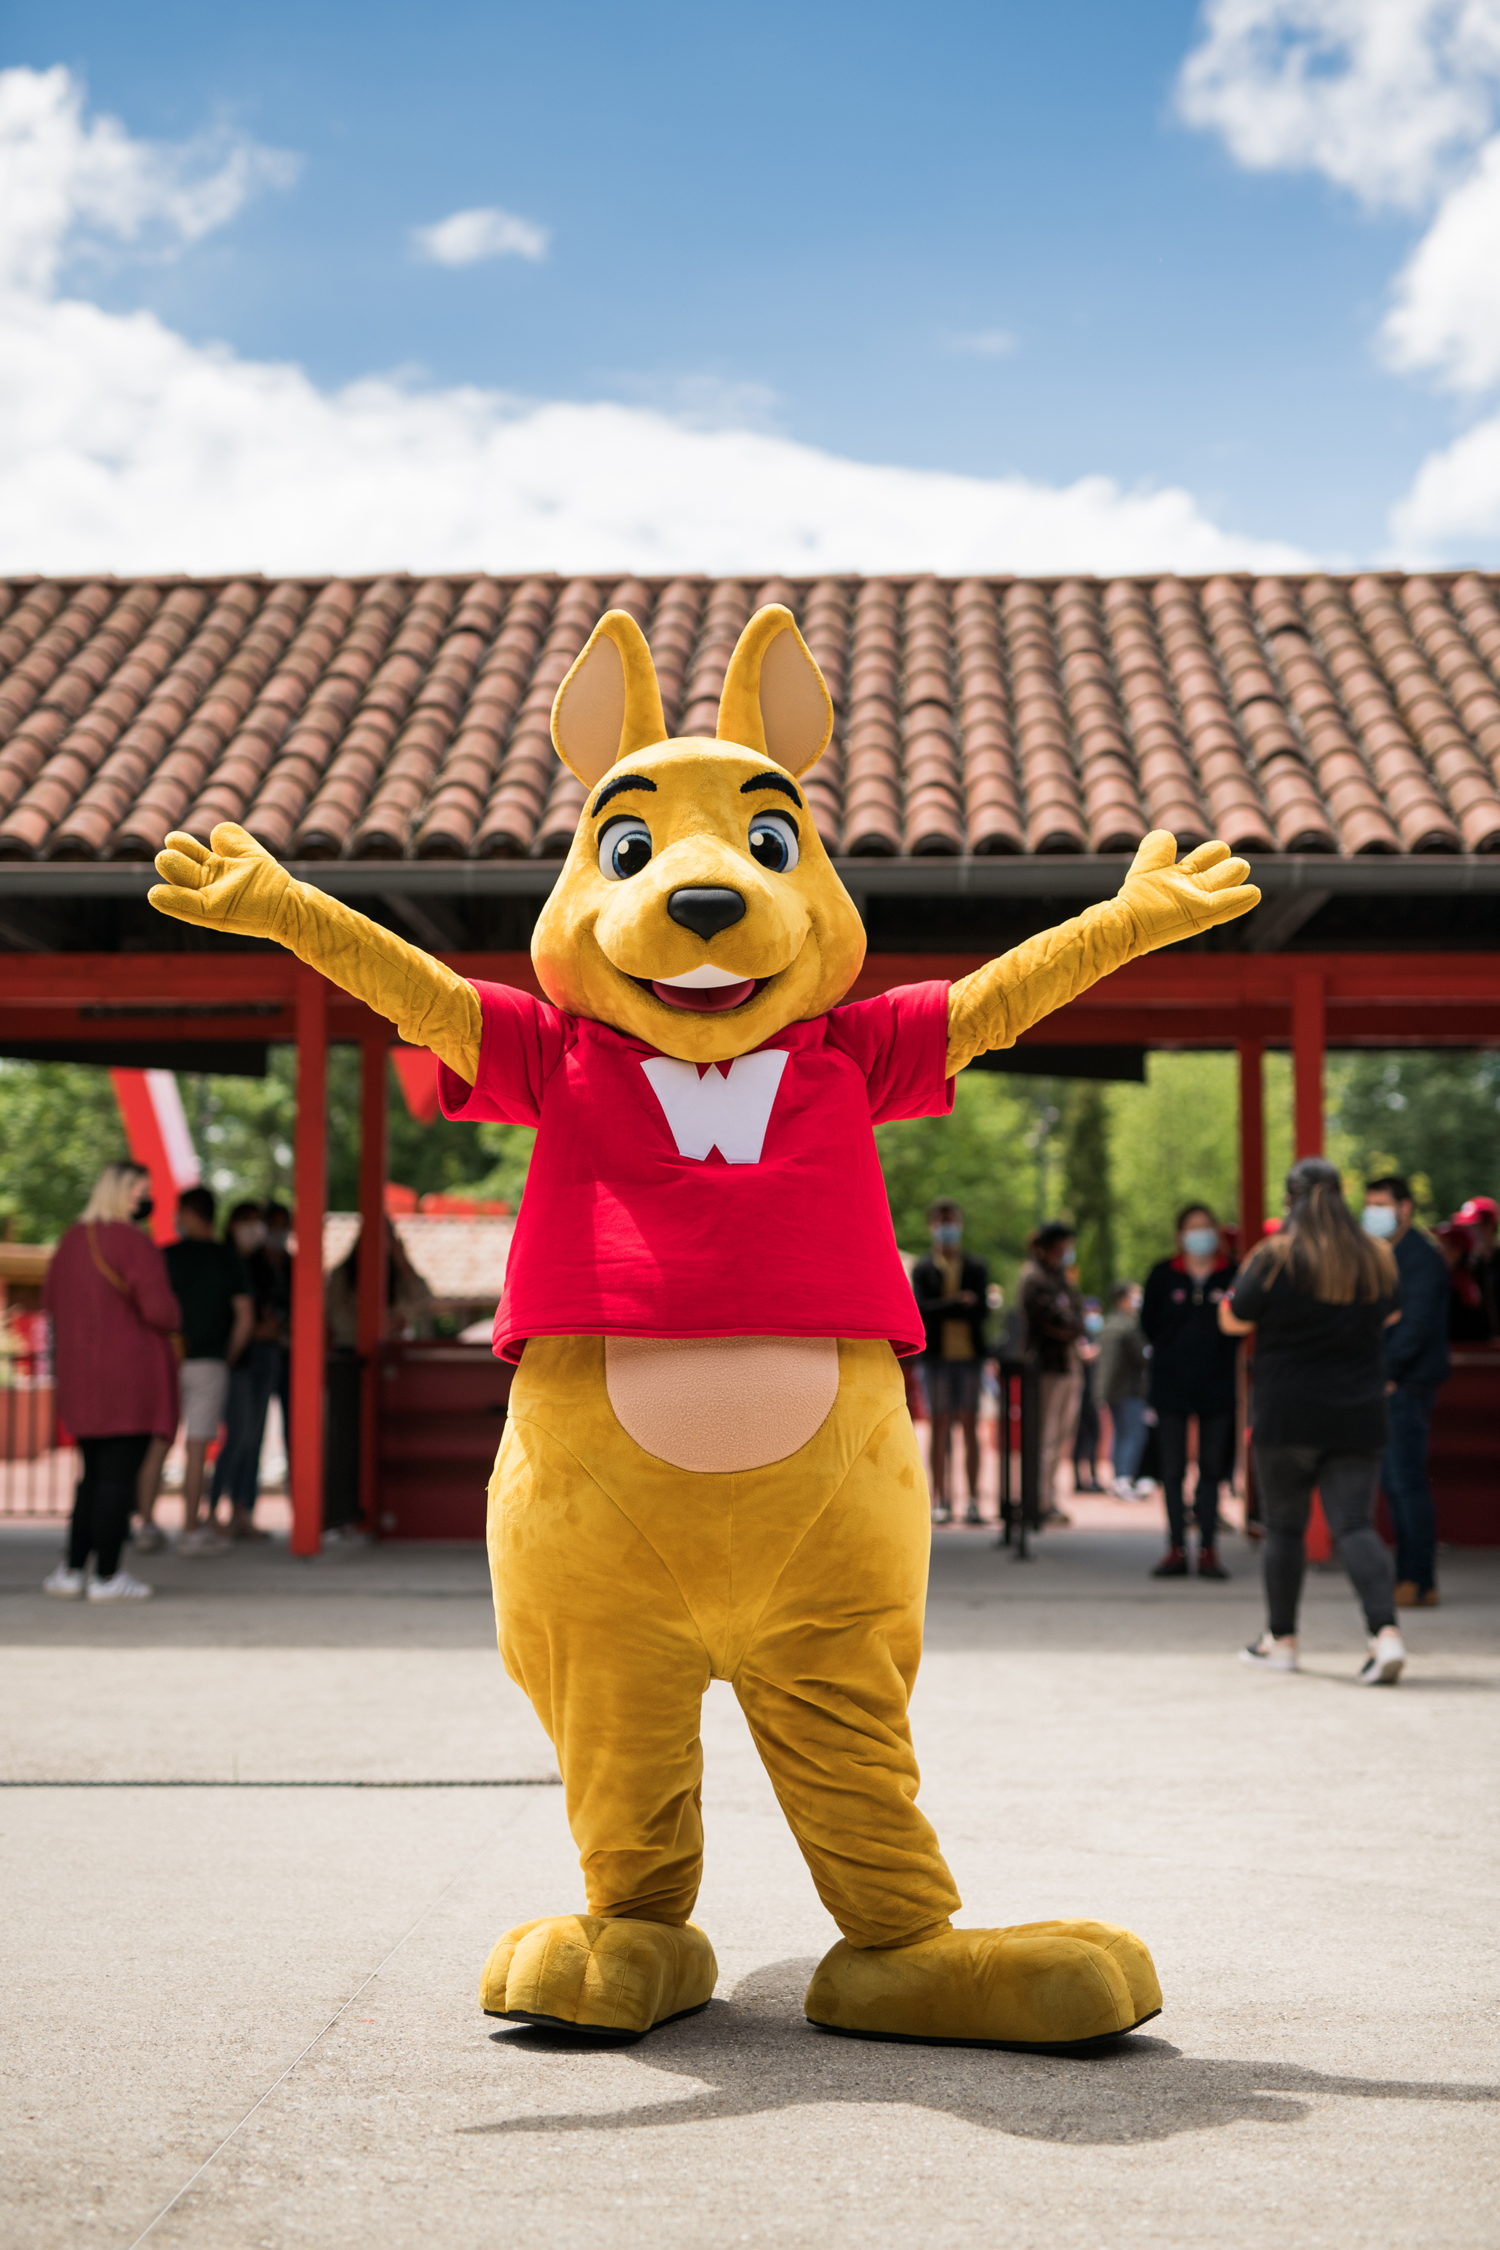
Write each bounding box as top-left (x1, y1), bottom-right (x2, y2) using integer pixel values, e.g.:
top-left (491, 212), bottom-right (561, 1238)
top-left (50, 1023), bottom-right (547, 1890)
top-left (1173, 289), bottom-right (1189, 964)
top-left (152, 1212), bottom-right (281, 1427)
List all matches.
top-left (740, 773), bottom-right (803, 809)
top-left (592, 774), bottom-right (658, 818)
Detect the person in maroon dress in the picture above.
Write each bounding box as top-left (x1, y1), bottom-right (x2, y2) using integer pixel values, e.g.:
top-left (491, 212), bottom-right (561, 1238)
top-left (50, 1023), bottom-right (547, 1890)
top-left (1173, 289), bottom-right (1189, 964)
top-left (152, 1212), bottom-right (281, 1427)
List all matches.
top-left (41, 1163), bottom-right (181, 1602)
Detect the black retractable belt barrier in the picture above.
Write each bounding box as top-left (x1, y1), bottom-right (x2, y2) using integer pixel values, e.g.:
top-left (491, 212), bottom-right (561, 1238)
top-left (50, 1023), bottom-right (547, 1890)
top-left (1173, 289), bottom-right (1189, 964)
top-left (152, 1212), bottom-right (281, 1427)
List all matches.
top-left (995, 1356), bottom-right (1041, 1561)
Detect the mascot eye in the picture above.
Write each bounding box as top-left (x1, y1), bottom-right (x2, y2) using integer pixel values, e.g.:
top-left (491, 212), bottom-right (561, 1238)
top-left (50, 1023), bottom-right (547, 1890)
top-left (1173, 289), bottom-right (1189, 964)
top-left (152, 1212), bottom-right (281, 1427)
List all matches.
top-left (598, 817), bottom-right (653, 881)
top-left (747, 811), bottom-right (799, 873)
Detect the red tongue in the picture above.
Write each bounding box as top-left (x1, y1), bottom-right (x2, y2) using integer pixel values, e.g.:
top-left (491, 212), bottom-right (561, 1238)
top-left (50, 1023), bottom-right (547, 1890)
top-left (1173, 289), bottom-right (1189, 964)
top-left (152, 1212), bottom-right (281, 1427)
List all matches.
top-left (651, 979), bottom-right (756, 1012)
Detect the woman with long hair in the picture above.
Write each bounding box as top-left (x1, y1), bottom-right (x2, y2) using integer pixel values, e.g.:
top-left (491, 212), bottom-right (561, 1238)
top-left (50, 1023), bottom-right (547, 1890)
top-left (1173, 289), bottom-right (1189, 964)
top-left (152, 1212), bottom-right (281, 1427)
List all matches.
top-left (40, 1162), bottom-right (181, 1602)
top-left (1220, 1157), bottom-right (1405, 1683)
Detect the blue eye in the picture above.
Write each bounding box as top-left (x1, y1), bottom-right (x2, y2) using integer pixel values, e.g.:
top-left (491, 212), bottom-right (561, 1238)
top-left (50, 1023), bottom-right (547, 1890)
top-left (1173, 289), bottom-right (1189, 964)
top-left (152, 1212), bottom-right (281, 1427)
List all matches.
top-left (598, 817), bottom-right (652, 881)
top-left (748, 811), bottom-right (799, 872)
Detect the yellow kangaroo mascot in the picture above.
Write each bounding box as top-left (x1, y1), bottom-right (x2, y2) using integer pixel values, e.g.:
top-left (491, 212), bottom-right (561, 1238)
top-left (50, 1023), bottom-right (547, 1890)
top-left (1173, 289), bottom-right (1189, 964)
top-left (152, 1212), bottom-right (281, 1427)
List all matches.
top-left (151, 603), bottom-right (1257, 2052)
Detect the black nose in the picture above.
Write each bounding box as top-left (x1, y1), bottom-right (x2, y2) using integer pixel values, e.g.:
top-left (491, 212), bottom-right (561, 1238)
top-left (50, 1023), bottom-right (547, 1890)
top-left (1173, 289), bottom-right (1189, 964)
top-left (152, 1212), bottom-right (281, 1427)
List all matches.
top-left (667, 887), bottom-right (747, 939)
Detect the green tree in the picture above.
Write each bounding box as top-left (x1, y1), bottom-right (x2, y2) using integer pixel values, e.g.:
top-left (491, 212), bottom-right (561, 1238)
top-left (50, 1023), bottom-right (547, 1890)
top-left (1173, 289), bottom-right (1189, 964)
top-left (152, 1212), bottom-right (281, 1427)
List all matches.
top-left (1059, 1082), bottom-right (1115, 1299)
top-left (1325, 1050), bottom-right (1500, 1220)
top-left (876, 1071), bottom-right (1057, 1299)
top-left (0, 1061), bottom-right (133, 1241)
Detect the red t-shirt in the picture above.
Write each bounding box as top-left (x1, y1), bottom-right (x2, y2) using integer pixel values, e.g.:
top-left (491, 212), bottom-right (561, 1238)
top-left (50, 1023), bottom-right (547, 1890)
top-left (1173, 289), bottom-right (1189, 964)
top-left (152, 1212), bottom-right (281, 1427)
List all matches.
top-left (439, 979), bottom-right (954, 1362)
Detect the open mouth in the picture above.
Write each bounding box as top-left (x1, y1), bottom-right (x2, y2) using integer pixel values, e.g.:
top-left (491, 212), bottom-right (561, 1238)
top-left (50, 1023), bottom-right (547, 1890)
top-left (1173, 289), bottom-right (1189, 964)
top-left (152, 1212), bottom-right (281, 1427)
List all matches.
top-left (637, 965), bottom-right (763, 1013)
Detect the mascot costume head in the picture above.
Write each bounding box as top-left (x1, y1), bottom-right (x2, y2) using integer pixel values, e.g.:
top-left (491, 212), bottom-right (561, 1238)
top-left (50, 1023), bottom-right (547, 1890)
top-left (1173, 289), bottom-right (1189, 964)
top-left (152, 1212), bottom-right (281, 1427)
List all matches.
top-left (150, 594), bottom-right (1258, 2049)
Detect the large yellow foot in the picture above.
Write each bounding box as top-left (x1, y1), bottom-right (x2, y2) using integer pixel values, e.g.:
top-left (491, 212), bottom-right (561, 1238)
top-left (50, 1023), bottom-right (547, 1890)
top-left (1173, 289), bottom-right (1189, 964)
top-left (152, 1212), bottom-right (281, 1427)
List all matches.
top-left (480, 1915), bottom-right (718, 2042)
top-left (804, 1919), bottom-right (1161, 2052)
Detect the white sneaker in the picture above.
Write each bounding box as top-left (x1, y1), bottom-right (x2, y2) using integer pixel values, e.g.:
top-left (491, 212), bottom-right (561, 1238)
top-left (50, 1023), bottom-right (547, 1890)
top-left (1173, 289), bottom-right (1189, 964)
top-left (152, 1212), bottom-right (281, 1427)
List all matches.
top-left (42, 1564), bottom-right (85, 1599)
top-left (1358, 1626), bottom-right (1405, 1685)
top-left (132, 1523), bottom-right (167, 1554)
top-left (1241, 1631), bottom-right (1298, 1671)
top-left (177, 1526), bottom-right (229, 1555)
top-left (87, 1570), bottom-right (153, 1603)
top-left (1131, 1478), bottom-right (1158, 1498)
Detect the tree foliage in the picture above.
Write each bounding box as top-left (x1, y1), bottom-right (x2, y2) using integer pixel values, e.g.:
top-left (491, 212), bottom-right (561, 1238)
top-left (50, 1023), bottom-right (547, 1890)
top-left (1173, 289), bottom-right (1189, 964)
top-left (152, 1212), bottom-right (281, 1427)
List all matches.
top-left (1326, 1051), bottom-right (1500, 1220)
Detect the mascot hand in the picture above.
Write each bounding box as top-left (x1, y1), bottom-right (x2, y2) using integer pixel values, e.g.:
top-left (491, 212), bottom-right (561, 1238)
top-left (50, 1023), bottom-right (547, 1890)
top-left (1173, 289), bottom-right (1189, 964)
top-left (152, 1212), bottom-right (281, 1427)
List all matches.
top-left (1116, 832), bottom-right (1259, 951)
top-left (150, 823), bottom-right (294, 941)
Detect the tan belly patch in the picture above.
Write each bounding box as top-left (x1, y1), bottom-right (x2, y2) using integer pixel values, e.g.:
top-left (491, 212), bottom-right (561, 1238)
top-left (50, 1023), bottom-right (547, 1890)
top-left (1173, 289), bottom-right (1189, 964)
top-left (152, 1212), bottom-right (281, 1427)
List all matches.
top-left (603, 1336), bottom-right (841, 1472)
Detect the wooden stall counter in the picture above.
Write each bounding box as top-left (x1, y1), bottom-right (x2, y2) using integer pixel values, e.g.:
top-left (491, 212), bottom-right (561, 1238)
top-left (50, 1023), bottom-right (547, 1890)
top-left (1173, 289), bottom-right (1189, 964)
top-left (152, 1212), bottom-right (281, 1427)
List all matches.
top-left (375, 1338), bottom-right (512, 1540)
top-left (1428, 1346), bottom-right (1500, 1547)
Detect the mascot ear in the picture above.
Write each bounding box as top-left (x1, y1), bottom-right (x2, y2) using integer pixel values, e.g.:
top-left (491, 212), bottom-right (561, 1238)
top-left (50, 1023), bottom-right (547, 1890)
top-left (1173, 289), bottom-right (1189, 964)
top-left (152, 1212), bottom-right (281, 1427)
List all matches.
top-left (552, 611), bottom-right (668, 785)
top-left (716, 605), bottom-right (833, 776)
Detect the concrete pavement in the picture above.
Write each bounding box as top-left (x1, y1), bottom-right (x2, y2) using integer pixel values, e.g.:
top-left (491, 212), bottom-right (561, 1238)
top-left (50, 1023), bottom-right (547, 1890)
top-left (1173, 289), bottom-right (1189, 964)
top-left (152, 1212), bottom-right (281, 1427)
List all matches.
top-left (1, 1512), bottom-right (1496, 2248)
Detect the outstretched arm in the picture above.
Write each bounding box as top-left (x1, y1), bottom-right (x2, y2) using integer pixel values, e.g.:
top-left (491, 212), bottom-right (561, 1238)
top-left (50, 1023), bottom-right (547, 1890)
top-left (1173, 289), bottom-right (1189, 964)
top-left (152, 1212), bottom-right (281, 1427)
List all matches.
top-left (149, 824), bottom-right (482, 1084)
top-left (945, 833), bottom-right (1259, 1077)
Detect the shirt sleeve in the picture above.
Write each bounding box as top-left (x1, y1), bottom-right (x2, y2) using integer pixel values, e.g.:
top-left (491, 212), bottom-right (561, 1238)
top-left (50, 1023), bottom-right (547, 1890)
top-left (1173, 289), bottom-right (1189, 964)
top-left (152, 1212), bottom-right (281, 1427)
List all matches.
top-left (826, 980), bottom-right (956, 1125)
top-left (437, 979), bottom-right (574, 1126)
top-left (1230, 1251), bottom-right (1272, 1324)
top-left (228, 1251), bottom-right (253, 1298)
top-left (124, 1232), bottom-right (185, 1334)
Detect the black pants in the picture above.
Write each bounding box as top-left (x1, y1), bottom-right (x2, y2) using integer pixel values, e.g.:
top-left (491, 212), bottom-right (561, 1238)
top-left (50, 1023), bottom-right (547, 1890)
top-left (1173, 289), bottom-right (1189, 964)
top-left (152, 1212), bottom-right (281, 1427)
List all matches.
top-left (68, 1433), bottom-right (153, 1580)
top-left (1157, 1410), bottom-right (1233, 1548)
top-left (1254, 1443), bottom-right (1396, 1639)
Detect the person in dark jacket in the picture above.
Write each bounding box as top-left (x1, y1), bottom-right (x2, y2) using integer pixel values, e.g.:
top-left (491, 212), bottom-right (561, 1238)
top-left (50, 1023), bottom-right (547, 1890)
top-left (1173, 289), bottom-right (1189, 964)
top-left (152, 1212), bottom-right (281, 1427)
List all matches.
top-left (1364, 1175), bottom-right (1450, 1609)
top-left (1223, 1158), bottom-right (1404, 1684)
top-left (1140, 1202), bottom-right (1240, 1581)
top-left (910, 1198), bottom-right (990, 1525)
top-left (1018, 1221), bottom-right (1085, 1527)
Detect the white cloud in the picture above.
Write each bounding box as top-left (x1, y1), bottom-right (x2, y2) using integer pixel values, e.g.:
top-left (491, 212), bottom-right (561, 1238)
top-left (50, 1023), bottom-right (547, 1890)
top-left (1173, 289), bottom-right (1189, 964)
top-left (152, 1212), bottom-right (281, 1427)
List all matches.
top-left (1383, 131), bottom-right (1500, 387)
top-left (0, 62), bottom-right (297, 293)
top-left (946, 329), bottom-right (1017, 358)
top-left (0, 66), bottom-right (1306, 577)
top-left (411, 206), bottom-right (549, 266)
top-left (1389, 405), bottom-right (1500, 551)
top-left (1178, 0), bottom-right (1500, 208)
top-left (1180, 2), bottom-right (1500, 556)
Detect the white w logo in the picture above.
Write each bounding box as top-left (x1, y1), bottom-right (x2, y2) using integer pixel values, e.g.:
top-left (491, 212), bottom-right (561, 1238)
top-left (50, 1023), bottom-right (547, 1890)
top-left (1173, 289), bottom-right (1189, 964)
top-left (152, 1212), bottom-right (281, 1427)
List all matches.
top-left (640, 1051), bottom-right (789, 1165)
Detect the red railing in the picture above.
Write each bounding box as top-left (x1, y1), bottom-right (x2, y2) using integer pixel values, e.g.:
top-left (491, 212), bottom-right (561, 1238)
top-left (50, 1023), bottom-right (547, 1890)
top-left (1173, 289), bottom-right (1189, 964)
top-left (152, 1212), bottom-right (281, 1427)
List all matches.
top-left (0, 1315), bottom-right (77, 1517)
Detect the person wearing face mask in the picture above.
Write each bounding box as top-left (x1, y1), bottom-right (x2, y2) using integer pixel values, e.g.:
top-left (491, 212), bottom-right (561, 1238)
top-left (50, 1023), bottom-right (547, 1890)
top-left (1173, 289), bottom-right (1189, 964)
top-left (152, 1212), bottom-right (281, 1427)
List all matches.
top-left (1098, 1281), bottom-right (1150, 1495)
top-left (910, 1198), bottom-right (991, 1525)
top-left (1019, 1222), bottom-right (1085, 1528)
top-left (40, 1163), bottom-right (181, 1602)
top-left (1140, 1203), bottom-right (1240, 1580)
top-left (1072, 1299), bottom-right (1107, 1493)
top-left (1364, 1175), bottom-right (1449, 1610)
top-left (209, 1203), bottom-right (279, 1540)
top-left (1221, 1159), bottom-right (1404, 1684)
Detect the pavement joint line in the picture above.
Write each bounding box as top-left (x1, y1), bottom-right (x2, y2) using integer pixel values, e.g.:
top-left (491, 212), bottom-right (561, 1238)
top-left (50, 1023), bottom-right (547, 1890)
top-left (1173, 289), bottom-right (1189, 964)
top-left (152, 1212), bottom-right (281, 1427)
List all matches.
top-left (122, 1790), bottom-right (527, 2250)
top-left (0, 1776), bottom-right (562, 1787)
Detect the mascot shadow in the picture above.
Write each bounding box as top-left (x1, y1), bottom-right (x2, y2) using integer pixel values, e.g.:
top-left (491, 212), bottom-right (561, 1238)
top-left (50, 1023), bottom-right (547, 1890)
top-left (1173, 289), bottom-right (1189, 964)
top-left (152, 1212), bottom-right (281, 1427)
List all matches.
top-left (470, 1956), bottom-right (1497, 2148)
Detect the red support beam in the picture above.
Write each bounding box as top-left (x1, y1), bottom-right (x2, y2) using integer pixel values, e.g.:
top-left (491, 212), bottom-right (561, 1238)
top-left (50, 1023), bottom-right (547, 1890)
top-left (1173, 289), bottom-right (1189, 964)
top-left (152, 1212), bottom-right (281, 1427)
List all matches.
top-left (1293, 971), bottom-right (1326, 1157)
top-left (356, 1031), bottom-right (389, 1537)
top-left (1238, 1037), bottom-right (1265, 1248)
top-left (290, 970), bottom-right (328, 1558)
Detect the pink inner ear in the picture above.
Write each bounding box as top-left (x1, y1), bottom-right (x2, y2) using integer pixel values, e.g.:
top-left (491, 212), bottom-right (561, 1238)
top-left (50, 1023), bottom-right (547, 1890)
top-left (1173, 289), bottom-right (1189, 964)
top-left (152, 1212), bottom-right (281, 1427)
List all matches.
top-left (556, 636), bottom-right (626, 785)
top-left (758, 628), bottom-right (830, 775)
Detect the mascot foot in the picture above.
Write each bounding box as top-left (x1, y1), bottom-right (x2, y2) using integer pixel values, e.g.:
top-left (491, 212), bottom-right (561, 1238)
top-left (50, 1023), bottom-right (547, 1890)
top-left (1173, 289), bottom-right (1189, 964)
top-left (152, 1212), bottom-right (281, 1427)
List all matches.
top-left (804, 1920), bottom-right (1161, 2053)
top-left (480, 1915), bottom-right (718, 2043)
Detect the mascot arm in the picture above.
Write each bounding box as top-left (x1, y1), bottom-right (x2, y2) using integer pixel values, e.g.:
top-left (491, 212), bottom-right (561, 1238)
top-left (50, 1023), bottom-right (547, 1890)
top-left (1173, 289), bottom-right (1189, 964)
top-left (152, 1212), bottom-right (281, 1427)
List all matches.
top-left (945, 832), bottom-right (1258, 1077)
top-left (149, 824), bottom-right (483, 1084)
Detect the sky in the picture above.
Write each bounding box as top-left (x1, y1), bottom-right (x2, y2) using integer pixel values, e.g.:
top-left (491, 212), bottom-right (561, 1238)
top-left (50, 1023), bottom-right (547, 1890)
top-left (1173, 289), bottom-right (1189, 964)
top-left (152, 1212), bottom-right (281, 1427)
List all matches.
top-left (3, 0), bottom-right (1500, 574)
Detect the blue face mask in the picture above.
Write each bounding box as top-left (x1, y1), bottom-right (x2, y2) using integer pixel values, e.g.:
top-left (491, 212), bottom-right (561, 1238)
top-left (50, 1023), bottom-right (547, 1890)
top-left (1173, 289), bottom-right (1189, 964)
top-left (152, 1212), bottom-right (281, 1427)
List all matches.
top-left (1362, 1204), bottom-right (1398, 1240)
top-left (933, 1224), bottom-right (961, 1249)
top-left (1182, 1227), bottom-right (1218, 1259)
top-left (1084, 1310), bottom-right (1104, 1335)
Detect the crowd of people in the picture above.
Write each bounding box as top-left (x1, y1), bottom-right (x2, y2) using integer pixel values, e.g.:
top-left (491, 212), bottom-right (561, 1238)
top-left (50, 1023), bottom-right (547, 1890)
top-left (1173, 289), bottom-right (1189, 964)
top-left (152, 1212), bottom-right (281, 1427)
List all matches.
top-left (913, 1160), bottom-right (1479, 1685)
top-left (40, 1166), bottom-right (293, 1601)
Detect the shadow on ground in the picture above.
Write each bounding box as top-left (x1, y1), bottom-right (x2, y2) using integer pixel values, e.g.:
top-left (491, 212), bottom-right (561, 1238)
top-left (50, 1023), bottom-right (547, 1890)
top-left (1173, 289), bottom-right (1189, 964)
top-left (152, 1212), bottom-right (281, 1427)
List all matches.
top-left (470, 1957), bottom-right (1499, 2147)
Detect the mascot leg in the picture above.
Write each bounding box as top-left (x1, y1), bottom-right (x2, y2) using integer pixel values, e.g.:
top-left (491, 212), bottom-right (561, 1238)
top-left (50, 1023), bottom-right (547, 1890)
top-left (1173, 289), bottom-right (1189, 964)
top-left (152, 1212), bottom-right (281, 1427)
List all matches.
top-left (735, 1401), bottom-right (1163, 2052)
top-left (478, 1412), bottom-right (719, 2041)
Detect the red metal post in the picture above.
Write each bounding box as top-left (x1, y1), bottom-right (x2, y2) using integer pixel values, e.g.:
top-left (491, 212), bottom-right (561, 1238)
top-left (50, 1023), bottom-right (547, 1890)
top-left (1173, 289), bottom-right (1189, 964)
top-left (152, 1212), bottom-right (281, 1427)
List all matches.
top-left (1292, 971), bottom-right (1325, 1158)
top-left (1238, 1036), bottom-right (1265, 1247)
top-left (290, 970), bottom-right (328, 1557)
top-left (356, 1031), bottom-right (389, 1536)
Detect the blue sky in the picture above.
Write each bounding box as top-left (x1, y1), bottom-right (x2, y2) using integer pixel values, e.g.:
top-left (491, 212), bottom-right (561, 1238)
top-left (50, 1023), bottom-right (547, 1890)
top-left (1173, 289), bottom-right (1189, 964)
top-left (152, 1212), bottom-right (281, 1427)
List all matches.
top-left (2, 0), bottom-right (1499, 573)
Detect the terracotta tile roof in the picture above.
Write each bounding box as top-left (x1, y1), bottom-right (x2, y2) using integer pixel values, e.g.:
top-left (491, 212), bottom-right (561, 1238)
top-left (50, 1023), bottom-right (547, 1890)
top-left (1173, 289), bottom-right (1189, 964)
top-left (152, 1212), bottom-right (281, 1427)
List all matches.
top-left (4, 571), bottom-right (1500, 864)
